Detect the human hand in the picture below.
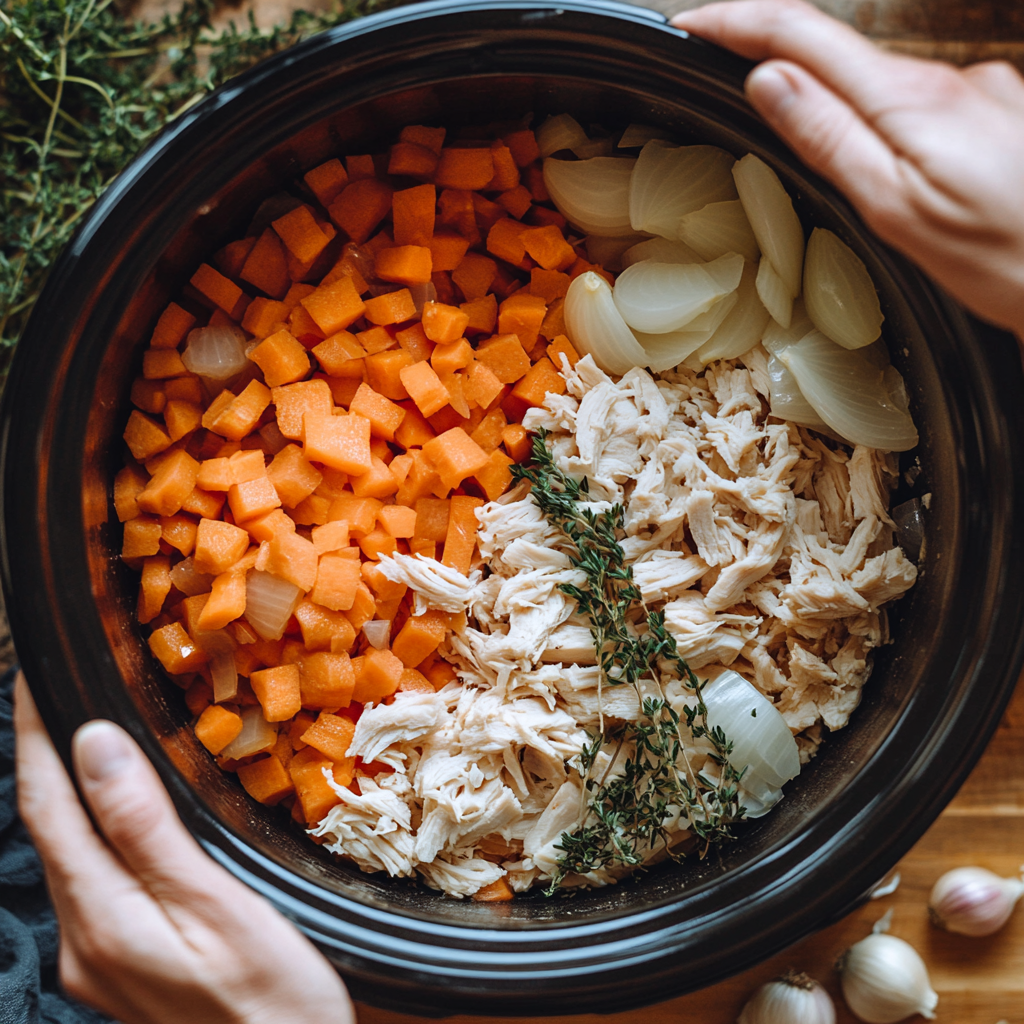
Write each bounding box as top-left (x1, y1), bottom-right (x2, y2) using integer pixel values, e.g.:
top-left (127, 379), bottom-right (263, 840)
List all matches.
top-left (13, 673), bottom-right (355, 1024)
top-left (671, 0), bottom-right (1024, 339)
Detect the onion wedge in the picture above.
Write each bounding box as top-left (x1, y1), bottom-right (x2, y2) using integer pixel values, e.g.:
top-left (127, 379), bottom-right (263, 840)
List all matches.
top-left (543, 156), bottom-right (636, 236)
top-left (564, 271), bottom-right (648, 375)
top-left (678, 199), bottom-right (760, 262)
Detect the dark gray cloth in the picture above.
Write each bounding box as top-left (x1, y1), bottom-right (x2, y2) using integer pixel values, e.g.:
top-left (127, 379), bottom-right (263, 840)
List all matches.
top-left (0, 667), bottom-right (113, 1023)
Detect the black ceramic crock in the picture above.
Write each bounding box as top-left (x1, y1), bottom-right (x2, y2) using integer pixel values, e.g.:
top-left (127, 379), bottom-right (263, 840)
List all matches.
top-left (3, 0), bottom-right (1024, 1015)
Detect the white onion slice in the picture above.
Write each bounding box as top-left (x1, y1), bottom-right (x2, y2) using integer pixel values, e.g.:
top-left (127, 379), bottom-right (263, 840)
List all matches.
top-left (585, 233), bottom-right (649, 273)
top-left (220, 705), bottom-right (278, 760)
top-left (536, 113), bottom-right (590, 157)
top-left (733, 154), bottom-right (805, 297)
top-left (543, 156), bottom-right (637, 236)
top-left (694, 260), bottom-right (771, 366)
top-left (564, 271), bottom-right (649, 375)
top-left (702, 670), bottom-right (800, 814)
top-left (755, 257), bottom-right (792, 328)
top-left (617, 123), bottom-right (672, 148)
top-left (779, 332), bottom-right (919, 450)
top-left (245, 569), bottom-right (302, 641)
top-left (169, 557), bottom-right (214, 597)
top-left (613, 253), bottom-right (743, 334)
top-left (767, 353), bottom-right (828, 428)
top-left (621, 237), bottom-right (703, 268)
top-left (803, 227), bottom-right (884, 349)
top-left (762, 296), bottom-right (814, 351)
top-left (573, 137), bottom-right (614, 159)
top-left (362, 620), bottom-right (391, 650)
top-left (628, 141), bottom-right (737, 237)
top-left (182, 325), bottom-right (249, 381)
top-left (196, 630), bottom-right (239, 703)
top-left (633, 328), bottom-right (709, 372)
top-left (678, 199), bottom-right (760, 262)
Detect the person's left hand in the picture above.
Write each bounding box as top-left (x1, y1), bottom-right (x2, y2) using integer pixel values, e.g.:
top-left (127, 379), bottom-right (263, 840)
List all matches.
top-left (14, 673), bottom-right (355, 1024)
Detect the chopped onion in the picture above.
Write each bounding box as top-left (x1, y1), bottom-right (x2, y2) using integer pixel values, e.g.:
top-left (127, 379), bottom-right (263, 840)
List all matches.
top-left (363, 620), bottom-right (391, 650)
top-left (628, 141), bottom-right (737, 237)
top-left (733, 154), bottom-right (805, 297)
top-left (613, 253), bottom-right (743, 334)
top-left (245, 569), bottom-right (302, 641)
top-left (803, 227), bottom-right (884, 349)
top-left (617, 123), bottom-right (672, 148)
top-left (169, 557), bottom-right (214, 597)
top-left (564, 271), bottom-right (649, 375)
top-left (543, 156), bottom-right (637, 236)
top-left (220, 704), bottom-right (278, 760)
top-left (767, 353), bottom-right (828, 428)
top-left (621, 237), bottom-right (703, 268)
top-left (585, 233), bottom-right (649, 273)
top-left (197, 630), bottom-right (239, 703)
top-left (678, 199), bottom-right (760, 262)
top-left (409, 280), bottom-right (437, 315)
top-left (755, 256), bottom-right (792, 328)
top-left (762, 296), bottom-right (814, 351)
top-left (779, 333), bottom-right (919, 450)
top-left (182, 325), bottom-right (249, 381)
top-left (536, 113), bottom-right (590, 157)
top-left (702, 670), bottom-right (800, 815)
top-left (694, 260), bottom-right (772, 365)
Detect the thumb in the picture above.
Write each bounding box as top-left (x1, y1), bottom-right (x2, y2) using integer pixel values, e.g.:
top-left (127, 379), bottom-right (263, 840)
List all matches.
top-left (72, 720), bottom-right (217, 898)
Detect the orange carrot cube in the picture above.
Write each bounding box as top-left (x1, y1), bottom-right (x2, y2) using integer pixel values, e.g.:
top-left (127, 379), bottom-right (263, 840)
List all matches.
top-left (228, 475), bottom-right (282, 522)
top-left (399, 360), bottom-right (449, 418)
top-left (301, 276), bottom-right (367, 336)
top-left (442, 495), bottom-right (485, 574)
top-left (310, 521), bottom-right (350, 555)
top-left (357, 526), bottom-right (397, 561)
top-left (194, 518), bottom-right (251, 575)
top-left (498, 293), bottom-right (547, 349)
top-left (195, 704), bottom-right (243, 754)
top-left (422, 302), bottom-right (470, 345)
top-left (328, 178), bottom-right (393, 244)
top-left (375, 246), bottom-right (433, 286)
top-left (387, 141), bottom-right (438, 179)
top-left (249, 329), bottom-right (311, 388)
top-left (475, 333), bottom-right (532, 384)
top-left (124, 410), bottom-right (172, 462)
top-left (352, 647), bottom-right (405, 703)
top-left (378, 504), bottom-right (417, 539)
top-left (122, 515), bottom-right (163, 559)
top-left (190, 263), bottom-right (243, 314)
top-left (204, 381), bottom-right (272, 441)
top-left (142, 348), bottom-right (189, 380)
top-left (547, 334), bottom-right (580, 371)
top-left (311, 552), bottom-right (362, 611)
top-left (237, 754), bottom-right (294, 805)
top-left (267, 444), bottom-right (322, 508)
top-left (242, 297), bottom-right (291, 339)
top-left (394, 403), bottom-right (435, 449)
top-left (470, 407), bottom-right (508, 452)
top-left (180, 487), bottom-right (226, 519)
top-left (451, 253), bottom-right (497, 300)
top-left (431, 339), bottom-right (473, 376)
top-left (196, 570), bottom-right (247, 630)
top-left (300, 712), bottom-right (356, 763)
top-left (114, 464), bottom-right (149, 522)
top-left (497, 185), bottom-right (532, 219)
top-left (297, 651), bottom-right (356, 709)
top-left (486, 217), bottom-right (528, 265)
top-left (164, 400), bottom-right (203, 442)
top-left (257, 529), bottom-right (318, 592)
top-left (395, 450), bottom-right (443, 506)
top-left (288, 749), bottom-right (340, 823)
top-left (272, 205), bottom-right (331, 264)
top-left (150, 621), bottom-right (208, 676)
top-left (247, 663), bottom-right (302, 723)
top-left (136, 448), bottom-right (201, 517)
top-left (521, 224), bottom-right (576, 271)
top-left (392, 610), bottom-right (448, 668)
top-left (150, 302), bottom-right (196, 349)
top-left (511, 355), bottom-right (567, 409)
top-left (474, 449), bottom-right (515, 501)
top-left (428, 231), bottom-right (471, 273)
top-left (363, 288), bottom-right (416, 327)
top-left (434, 148), bottom-right (494, 190)
top-left (304, 158), bottom-right (349, 206)
top-left (461, 294), bottom-right (498, 336)
top-left (160, 514), bottom-right (198, 556)
top-left (422, 428), bottom-right (490, 490)
top-left (348, 383), bottom-right (406, 442)
top-left (312, 332), bottom-right (365, 378)
top-left (392, 184), bottom-right (436, 247)
top-left (327, 494), bottom-right (382, 535)
top-left (400, 124), bottom-right (446, 154)
top-left (464, 360), bottom-right (505, 411)
top-left (137, 555), bottom-right (172, 624)
top-left (364, 350), bottom-right (414, 401)
top-left (350, 457), bottom-right (399, 500)
top-left (294, 598), bottom-right (357, 652)
top-left (413, 498), bottom-right (450, 542)
top-left (303, 412), bottom-right (372, 474)
top-left (240, 228), bottom-right (290, 300)
top-left (131, 378), bottom-right (166, 415)
top-left (271, 379), bottom-right (333, 440)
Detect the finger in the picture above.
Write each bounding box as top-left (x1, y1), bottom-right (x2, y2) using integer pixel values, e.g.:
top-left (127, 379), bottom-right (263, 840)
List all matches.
top-left (961, 60), bottom-right (1024, 111)
top-left (71, 719), bottom-right (218, 900)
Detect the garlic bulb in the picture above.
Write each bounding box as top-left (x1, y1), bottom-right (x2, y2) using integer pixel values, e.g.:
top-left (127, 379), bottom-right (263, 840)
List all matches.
top-left (839, 918), bottom-right (938, 1023)
top-left (738, 972), bottom-right (836, 1024)
top-left (928, 865), bottom-right (1024, 936)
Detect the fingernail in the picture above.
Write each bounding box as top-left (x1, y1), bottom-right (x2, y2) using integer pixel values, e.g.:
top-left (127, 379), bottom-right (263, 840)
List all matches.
top-left (747, 62), bottom-right (798, 115)
top-left (74, 721), bottom-right (134, 782)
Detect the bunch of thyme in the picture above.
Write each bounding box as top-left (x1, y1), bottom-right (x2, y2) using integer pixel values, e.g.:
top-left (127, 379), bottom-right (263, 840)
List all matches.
top-left (0, 0), bottom-right (389, 388)
top-left (510, 428), bottom-right (746, 890)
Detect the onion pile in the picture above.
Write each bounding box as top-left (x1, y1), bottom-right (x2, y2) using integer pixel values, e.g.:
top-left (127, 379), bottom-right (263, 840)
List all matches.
top-left (181, 325), bottom-right (249, 382)
top-left (539, 117), bottom-right (917, 453)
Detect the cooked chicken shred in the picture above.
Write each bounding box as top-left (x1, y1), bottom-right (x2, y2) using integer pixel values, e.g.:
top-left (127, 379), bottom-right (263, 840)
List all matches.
top-left (312, 350), bottom-right (918, 897)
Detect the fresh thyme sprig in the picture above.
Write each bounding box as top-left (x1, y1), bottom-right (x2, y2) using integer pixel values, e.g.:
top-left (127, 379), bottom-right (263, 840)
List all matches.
top-left (510, 428), bottom-right (746, 890)
top-left (0, 0), bottom-right (389, 387)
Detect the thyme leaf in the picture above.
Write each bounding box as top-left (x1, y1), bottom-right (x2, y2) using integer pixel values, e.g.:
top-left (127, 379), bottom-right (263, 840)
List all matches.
top-left (510, 428), bottom-right (746, 892)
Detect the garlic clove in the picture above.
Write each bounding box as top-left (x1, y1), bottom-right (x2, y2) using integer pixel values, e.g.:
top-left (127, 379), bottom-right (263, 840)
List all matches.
top-left (928, 865), bottom-right (1024, 937)
top-left (839, 930), bottom-right (938, 1023)
top-left (737, 972), bottom-right (836, 1024)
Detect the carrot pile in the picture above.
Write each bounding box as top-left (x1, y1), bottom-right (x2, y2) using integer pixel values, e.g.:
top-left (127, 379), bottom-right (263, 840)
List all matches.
top-left (116, 121), bottom-right (600, 889)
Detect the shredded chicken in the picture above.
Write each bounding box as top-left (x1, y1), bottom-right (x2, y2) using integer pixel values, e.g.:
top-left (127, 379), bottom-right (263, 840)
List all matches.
top-left (312, 352), bottom-right (918, 897)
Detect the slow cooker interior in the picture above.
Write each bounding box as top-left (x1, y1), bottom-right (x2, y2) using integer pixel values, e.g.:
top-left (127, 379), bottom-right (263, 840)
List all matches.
top-left (83, 72), bottom-right (955, 928)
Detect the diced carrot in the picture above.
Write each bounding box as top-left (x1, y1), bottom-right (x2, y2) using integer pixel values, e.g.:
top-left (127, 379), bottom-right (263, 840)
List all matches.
top-left (486, 141), bottom-right (520, 191)
top-left (388, 453), bottom-right (414, 487)
top-left (311, 521), bottom-right (349, 555)
top-left (392, 610), bottom-right (448, 668)
top-left (304, 158), bottom-right (349, 206)
top-left (523, 162), bottom-right (550, 202)
top-left (164, 400), bottom-right (203, 443)
top-left (142, 348), bottom-right (188, 380)
top-left (399, 360), bottom-right (449, 418)
top-left (387, 141), bottom-right (438, 179)
top-left (364, 350), bottom-right (414, 400)
top-left (357, 526), bottom-right (397, 560)
top-left (318, 375), bottom-right (363, 408)
top-left (422, 428), bottom-right (489, 490)
top-left (378, 504), bottom-right (417, 539)
top-left (184, 677), bottom-right (214, 717)
top-left (150, 621), bottom-right (208, 675)
top-left (474, 448), bottom-right (515, 501)
top-left (375, 246), bottom-right (433, 286)
top-left (398, 667), bottom-right (434, 694)
top-left (350, 456), bottom-right (399, 499)
top-left (442, 495), bottom-right (485, 574)
top-left (392, 184), bottom-right (436, 247)
top-left (422, 302), bottom-right (470, 346)
top-left (165, 377), bottom-right (205, 406)
top-left (353, 325), bottom-right (393, 355)
top-left (288, 749), bottom-right (341, 823)
top-left (497, 185), bottom-right (532, 219)
top-left (311, 552), bottom-right (362, 611)
top-left (461, 293), bottom-right (498, 335)
top-left (303, 412), bottom-right (372, 474)
top-left (194, 518), bottom-right (251, 575)
top-left (475, 333), bottom-right (532, 384)
top-left (271, 380), bottom-right (334, 440)
top-left (248, 663), bottom-right (303, 722)
top-left (438, 369), bottom-right (470, 418)
top-left (160, 514), bottom-right (198, 555)
top-left (438, 189), bottom-right (479, 243)
top-left (413, 497), bottom-right (450, 542)
top-left (394, 403), bottom-right (436, 448)
top-left (131, 378), bottom-right (166, 415)
top-left (267, 444), bottom-right (322, 508)
top-left (464, 359), bottom-right (505, 410)
top-left (540, 297), bottom-right (567, 341)
top-left (180, 486), bottom-right (226, 519)
top-left (345, 153), bottom-right (375, 180)
top-left (215, 238), bottom-right (258, 279)
top-left (293, 598), bottom-right (357, 652)
top-left (237, 754), bottom-right (294, 805)
top-left (114, 464), bottom-right (150, 522)
top-left (150, 302), bottom-right (196, 349)
top-left (352, 647), bottom-right (404, 703)
top-left (521, 224), bottom-right (576, 271)
top-left (328, 178), bottom-right (393, 244)
top-left (546, 334), bottom-right (580, 372)
top-left (361, 561), bottom-right (407, 602)
top-left (136, 448), bottom-right (201, 517)
top-left (301, 712), bottom-right (356, 763)
top-left (327, 494), bottom-right (382, 535)
top-left (473, 877), bottom-right (515, 902)
top-left (240, 228), bottom-right (291, 300)
top-left (498, 292), bottom-right (547, 349)
top-left (486, 217), bottom-right (528, 265)
top-left (512, 354), bottom-right (568, 409)
top-left (246, 329), bottom-right (309, 388)
top-left (392, 324), bottom-right (430, 364)
top-left (273, 205), bottom-right (331, 264)
top-left (300, 275), bottom-right (367, 336)
top-left (503, 129), bottom-right (541, 167)
top-left (196, 570), bottom-right (247, 630)
top-left (343, 582), bottom-right (377, 632)
top-left (240, 297), bottom-right (288, 339)
top-left (297, 651), bottom-right (356, 709)
top-left (451, 252), bottom-right (497, 301)
top-left (428, 231), bottom-right (471, 273)
top-left (320, 249), bottom-right (369, 296)
top-left (426, 404), bottom-right (464, 435)
top-left (195, 704), bottom-right (243, 754)
top-left (196, 457), bottom-right (237, 492)
top-left (530, 269), bottom-right (572, 304)
top-left (501, 422), bottom-right (531, 461)
top-left (228, 474), bottom-right (282, 522)
top-left (470, 407), bottom-right (508, 452)
top-left (257, 529), bottom-right (318, 591)
top-left (204, 381), bottom-right (272, 441)
top-left (424, 658), bottom-right (458, 690)
top-left (400, 124), bottom-right (446, 154)
top-left (137, 555), bottom-right (172, 624)
top-left (312, 332), bottom-right (365, 378)
top-left (435, 147), bottom-right (494, 191)
top-left (124, 410), bottom-right (172, 462)
top-left (363, 288), bottom-right (416, 327)
top-left (191, 263), bottom-right (243, 314)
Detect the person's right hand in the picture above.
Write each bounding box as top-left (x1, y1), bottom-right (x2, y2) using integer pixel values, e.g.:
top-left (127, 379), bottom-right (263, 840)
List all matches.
top-left (671, 0), bottom-right (1024, 339)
